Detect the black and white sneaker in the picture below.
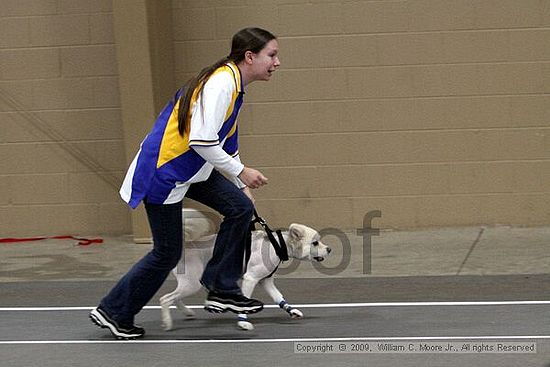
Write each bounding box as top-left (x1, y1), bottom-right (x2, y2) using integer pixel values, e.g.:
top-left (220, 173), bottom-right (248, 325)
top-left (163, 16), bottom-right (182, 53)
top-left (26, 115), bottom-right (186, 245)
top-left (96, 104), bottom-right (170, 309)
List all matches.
top-left (204, 291), bottom-right (264, 314)
top-left (89, 307), bottom-right (145, 340)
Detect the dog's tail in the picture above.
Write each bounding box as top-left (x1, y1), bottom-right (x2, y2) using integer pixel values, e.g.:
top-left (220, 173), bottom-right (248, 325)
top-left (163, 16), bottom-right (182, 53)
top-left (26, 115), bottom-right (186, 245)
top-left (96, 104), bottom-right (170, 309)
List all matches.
top-left (183, 208), bottom-right (220, 242)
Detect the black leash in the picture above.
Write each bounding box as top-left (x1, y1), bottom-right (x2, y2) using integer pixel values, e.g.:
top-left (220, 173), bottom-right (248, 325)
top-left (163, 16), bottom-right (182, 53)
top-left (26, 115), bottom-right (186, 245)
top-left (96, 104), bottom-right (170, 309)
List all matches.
top-left (251, 209), bottom-right (289, 261)
top-left (243, 209), bottom-right (288, 278)
top-left (244, 210), bottom-right (289, 271)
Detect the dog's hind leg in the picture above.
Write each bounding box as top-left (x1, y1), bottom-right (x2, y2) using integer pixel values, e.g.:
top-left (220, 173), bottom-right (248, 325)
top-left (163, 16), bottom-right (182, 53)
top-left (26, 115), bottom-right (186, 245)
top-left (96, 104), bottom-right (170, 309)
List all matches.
top-left (160, 280), bottom-right (202, 331)
top-left (160, 271), bottom-right (202, 331)
top-left (160, 253), bottom-right (207, 331)
top-left (236, 276), bottom-right (259, 331)
top-left (160, 288), bottom-right (178, 331)
top-left (261, 277), bottom-right (303, 319)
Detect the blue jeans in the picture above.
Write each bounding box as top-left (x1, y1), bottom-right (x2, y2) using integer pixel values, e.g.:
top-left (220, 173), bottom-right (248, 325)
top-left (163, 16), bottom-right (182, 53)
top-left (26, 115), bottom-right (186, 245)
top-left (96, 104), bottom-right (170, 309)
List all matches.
top-left (100, 170), bottom-right (253, 325)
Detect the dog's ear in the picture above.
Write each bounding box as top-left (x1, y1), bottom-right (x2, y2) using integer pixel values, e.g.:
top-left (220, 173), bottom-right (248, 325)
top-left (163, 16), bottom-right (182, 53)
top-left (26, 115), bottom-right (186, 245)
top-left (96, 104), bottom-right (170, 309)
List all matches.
top-left (289, 224), bottom-right (305, 240)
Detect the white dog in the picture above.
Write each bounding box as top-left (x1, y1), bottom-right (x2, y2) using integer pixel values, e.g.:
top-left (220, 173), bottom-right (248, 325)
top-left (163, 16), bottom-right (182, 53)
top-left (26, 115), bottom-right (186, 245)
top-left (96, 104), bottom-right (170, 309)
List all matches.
top-left (160, 208), bottom-right (331, 331)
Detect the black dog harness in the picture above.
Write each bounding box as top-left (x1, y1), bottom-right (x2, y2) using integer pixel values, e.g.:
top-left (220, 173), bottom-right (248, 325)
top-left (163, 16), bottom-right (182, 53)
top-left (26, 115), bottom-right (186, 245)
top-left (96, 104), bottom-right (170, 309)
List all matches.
top-left (251, 210), bottom-right (289, 261)
top-left (244, 210), bottom-right (289, 276)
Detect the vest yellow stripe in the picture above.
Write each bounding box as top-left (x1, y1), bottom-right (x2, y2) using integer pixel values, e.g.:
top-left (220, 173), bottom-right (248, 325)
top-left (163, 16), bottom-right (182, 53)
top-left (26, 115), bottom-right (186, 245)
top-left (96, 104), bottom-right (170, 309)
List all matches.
top-left (156, 98), bottom-right (191, 168)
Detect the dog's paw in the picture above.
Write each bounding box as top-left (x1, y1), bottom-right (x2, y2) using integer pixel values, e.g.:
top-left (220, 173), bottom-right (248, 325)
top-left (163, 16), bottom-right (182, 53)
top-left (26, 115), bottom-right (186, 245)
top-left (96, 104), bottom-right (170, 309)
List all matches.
top-left (237, 320), bottom-right (254, 331)
top-left (175, 300), bottom-right (196, 318)
top-left (161, 305), bottom-right (174, 331)
top-left (279, 301), bottom-right (303, 319)
top-left (161, 317), bottom-right (173, 331)
top-left (289, 308), bottom-right (304, 319)
top-left (181, 307), bottom-right (196, 318)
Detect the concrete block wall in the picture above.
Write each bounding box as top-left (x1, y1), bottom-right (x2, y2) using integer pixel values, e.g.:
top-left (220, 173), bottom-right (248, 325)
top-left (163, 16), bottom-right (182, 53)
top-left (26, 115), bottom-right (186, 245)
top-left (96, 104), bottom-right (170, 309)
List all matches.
top-left (1, 0), bottom-right (549, 237)
top-left (173, 0), bottom-right (549, 230)
top-left (0, 0), bottom-right (131, 236)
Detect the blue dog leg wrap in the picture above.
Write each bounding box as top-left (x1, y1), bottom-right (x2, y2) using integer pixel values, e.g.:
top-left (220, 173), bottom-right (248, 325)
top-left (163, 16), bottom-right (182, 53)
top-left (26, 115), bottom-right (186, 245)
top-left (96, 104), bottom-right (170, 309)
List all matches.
top-left (279, 300), bottom-right (293, 313)
top-left (238, 315), bottom-right (248, 321)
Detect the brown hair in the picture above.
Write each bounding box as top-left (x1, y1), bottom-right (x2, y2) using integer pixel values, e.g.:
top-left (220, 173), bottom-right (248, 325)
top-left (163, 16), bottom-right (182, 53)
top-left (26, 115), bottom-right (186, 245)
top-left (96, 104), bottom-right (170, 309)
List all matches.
top-left (177, 27), bottom-right (277, 136)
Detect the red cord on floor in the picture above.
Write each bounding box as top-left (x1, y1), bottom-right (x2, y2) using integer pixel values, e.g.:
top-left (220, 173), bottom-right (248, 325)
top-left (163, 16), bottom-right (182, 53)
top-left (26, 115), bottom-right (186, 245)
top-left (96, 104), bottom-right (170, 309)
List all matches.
top-left (0, 235), bottom-right (103, 246)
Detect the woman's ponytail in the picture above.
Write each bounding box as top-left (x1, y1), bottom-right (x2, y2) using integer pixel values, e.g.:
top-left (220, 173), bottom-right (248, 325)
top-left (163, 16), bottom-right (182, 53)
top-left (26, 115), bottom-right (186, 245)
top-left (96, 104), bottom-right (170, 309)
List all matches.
top-left (177, 57), bottom-right (229, 136)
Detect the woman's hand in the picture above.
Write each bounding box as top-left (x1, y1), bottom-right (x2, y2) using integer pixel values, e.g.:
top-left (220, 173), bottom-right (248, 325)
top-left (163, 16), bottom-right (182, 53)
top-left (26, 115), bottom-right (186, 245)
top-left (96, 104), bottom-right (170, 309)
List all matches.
top-left (238, 167), bottom-right (268, 189)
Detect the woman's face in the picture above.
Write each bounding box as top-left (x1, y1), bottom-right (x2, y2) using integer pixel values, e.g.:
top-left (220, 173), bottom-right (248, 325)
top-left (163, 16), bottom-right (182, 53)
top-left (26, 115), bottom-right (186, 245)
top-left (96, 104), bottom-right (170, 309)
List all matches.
top-left (250, 39), bottom-right (280, 82)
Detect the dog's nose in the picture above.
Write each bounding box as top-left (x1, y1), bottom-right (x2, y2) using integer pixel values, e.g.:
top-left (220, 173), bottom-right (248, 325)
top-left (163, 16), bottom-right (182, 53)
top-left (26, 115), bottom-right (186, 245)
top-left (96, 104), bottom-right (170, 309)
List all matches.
top-left (327, 248), bottom-right (332, 253)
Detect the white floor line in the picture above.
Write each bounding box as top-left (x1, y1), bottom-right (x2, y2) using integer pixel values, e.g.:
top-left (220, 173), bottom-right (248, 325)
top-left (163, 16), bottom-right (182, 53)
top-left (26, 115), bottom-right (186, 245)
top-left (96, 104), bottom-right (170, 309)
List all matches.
top-left (1, 302), bottom-right (549, 345)
top-left (1, 335), bottom-right (550, 345)
top-left (1, 300), bottom-right (550, 312)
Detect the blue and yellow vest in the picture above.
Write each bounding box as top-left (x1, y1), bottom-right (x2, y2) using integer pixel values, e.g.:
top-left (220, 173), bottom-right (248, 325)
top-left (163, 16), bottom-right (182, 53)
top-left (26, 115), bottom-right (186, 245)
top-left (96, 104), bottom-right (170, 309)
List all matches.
top-left (126, 62), bottom-right (244, 208)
